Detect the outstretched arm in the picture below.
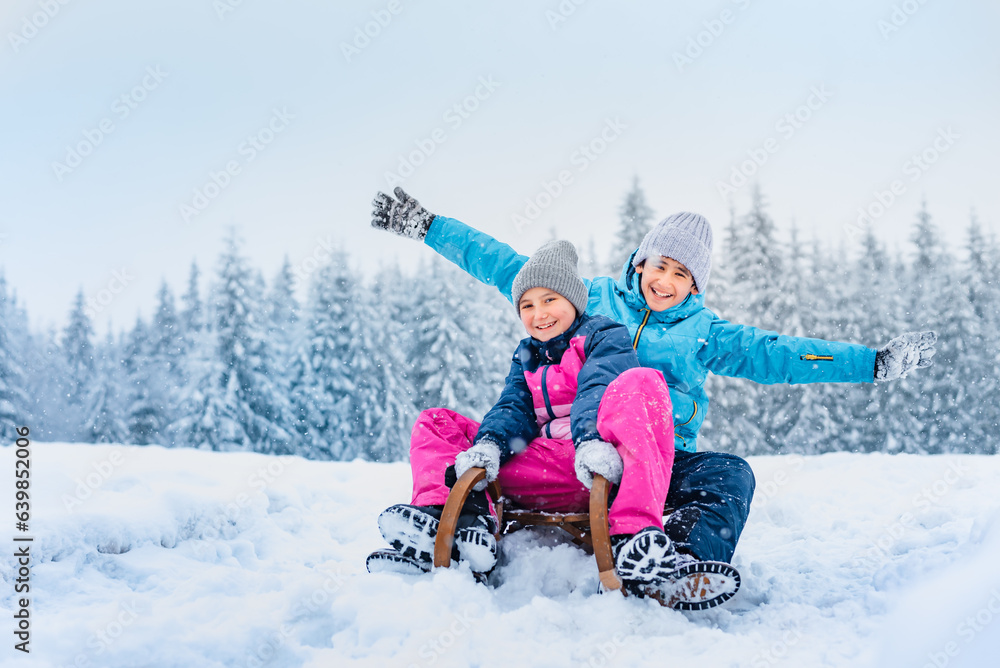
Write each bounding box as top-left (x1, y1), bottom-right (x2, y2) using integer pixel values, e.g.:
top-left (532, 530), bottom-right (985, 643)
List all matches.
top-left (372, 187), bottom-right (529, 303)
top-left (701, 318), bottom-right (877, 384)
top-left (702, 317), bottom-right (936, 384)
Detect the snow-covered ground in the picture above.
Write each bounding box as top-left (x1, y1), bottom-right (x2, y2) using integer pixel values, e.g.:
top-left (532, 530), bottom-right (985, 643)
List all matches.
top-left (2, 443), bottom-right (999, 668)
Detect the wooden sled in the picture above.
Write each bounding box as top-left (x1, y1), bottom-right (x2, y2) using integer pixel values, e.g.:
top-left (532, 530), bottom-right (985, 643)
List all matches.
top-left (433, 467), bottom-right (622, 592)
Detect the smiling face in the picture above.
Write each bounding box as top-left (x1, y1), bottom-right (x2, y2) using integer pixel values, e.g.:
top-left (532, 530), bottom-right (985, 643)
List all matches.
top-left (518, 287), bottom-right (578, 341)
top-left (635, 256), bottom-right (699, 311)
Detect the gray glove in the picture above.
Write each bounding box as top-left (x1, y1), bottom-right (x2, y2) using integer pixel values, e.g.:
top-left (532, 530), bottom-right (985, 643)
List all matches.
top-left (454, 440), bottom-right (501, 492)
top-left (874, 331), bottom-right (937, 381)
top-left (574, 440), bottom-right (624, 490)
top-left (371, 187), bottom-right (436, 240)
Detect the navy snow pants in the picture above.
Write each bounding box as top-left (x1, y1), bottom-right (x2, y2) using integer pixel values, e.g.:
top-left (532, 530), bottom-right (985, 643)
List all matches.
top-left (661, 450), bottom-right (755, 564)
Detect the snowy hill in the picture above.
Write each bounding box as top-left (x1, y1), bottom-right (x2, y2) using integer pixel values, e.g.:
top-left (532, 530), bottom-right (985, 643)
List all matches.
top-left (3, 443), bottom-right (999, 668)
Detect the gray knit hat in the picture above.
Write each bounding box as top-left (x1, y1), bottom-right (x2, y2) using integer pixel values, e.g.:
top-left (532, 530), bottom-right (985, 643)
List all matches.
top-left (632, 212), bottom-right (713, 291)
top-left (511, 240), bottom-right (588, 316)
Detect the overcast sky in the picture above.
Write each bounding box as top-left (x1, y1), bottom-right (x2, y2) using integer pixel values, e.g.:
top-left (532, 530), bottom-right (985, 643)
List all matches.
top-left (2, 0), bottom-right (998, 334)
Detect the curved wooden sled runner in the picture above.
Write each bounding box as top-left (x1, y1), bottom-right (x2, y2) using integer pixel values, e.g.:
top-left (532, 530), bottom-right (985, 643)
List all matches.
top-left (433, 466), bottom-right (622, 592)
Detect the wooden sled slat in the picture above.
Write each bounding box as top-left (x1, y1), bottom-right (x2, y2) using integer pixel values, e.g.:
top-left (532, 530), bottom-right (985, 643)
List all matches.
top-left (433, 468), bottom-right (622, 593)
top-left (503, 510), bottom-right (591, 525)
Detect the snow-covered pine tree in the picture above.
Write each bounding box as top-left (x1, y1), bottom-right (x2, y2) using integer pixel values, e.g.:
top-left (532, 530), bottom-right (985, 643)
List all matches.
top-left (180, 262), bottom-right (204, 340)
top-left (902, 201), bottom-right (975, 453)
top-left (62, 289), bottom-right (96, 440)
top-left (19, 326), bottom-right (68, 441)
top-left (284, 338), bottom-right (317, 455)
top-left (356, 266), bottom-right (419, 462)
top-left (170, 231), bottom-right (294, 453)
top-left (288, 250), bottom-right (363, 460)
top-left (150, 281), bottom-right (185, 437)
top-left (265, 256), bottom-right (301, 390)
top-left (608, 176), bottom-right (655, 273)
top-left (465, 267), bottom-right (522, 415)
top-left (408, 259), bottom-right (484, 418)
top-left (123, 317), bottom-right (164, 444)
top-left (151, 281), bottom-right (184, 370)
top-left (83, 331), bottom-right (129, 443)
top-left (943, 210), bottom-right (998, 454)
top-left (0, 275), bottom-right (31, 441)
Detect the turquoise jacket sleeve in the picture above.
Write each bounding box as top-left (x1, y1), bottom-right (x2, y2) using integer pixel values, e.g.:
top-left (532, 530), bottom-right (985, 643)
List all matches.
top-left (700, 317), bottom-right (877, 384)
top-left (424, 216), bottom-right (529, 304)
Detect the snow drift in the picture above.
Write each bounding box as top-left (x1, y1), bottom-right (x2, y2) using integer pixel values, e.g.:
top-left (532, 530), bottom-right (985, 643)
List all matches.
top-left (2, 443), bottom-right (999, 668)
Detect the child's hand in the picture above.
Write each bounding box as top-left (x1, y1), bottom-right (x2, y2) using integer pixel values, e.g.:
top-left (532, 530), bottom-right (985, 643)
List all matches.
top-left (874, 331), bottom-right (937, 381)
top-left (575, 440), bottom-right (624, 490)
top-left (371, 187), bottom-right (436, 240)
top-left (455, 440), bottom-right (501, 492)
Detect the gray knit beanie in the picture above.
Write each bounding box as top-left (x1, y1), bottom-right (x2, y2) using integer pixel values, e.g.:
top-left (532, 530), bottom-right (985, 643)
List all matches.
top-left (511, 240), bottom-right (588, 316)
top-left (632, 212), bottom-right (713, 291)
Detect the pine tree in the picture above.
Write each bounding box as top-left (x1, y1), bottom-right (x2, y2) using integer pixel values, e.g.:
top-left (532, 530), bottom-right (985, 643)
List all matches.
top-left (83, 332), bottom-right (129, 443)
top-left (181, 262), bottom-right (203, 331)
top-left (289, 250), bottom-right (362, 460)
top-left (902, 201), bottom-right (975, 453)
top-left (170, 231), bottom-right (294, 453)
top-left (0, 275), bottom-right (30, 441)
top-left (61, 289), bottom-right (96, 439)
top-left (409, 260), bottom-right (484, 417)
top-left (152, 281), bottom-right (185, 422)
top-left (356, 267), bottom-right (419, 462)
top-left (63, 289), bottom-right (96, 398)
top-left (123, 317), bottom-right (163, 444)
top-left (20, 326), bottom-right (68, 441)
top-left (955, 211), bottom-right (999, 453)
top-left (608, 176), bottom-right (655, 273)
top-left (266, 256), bottom-right (300, 384)
top-left (465, 269), bottom-right (523, 415)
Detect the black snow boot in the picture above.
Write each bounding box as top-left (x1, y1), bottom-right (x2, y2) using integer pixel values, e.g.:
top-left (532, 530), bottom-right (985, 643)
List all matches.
top-left (376, 497), bottom-right (498, 574)
top-left (611, 527), bottom-right (742, 610)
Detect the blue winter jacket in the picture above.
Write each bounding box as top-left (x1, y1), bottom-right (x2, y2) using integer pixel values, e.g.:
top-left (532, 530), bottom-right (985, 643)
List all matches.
top-left (426, 215), bottom-right (877, 452)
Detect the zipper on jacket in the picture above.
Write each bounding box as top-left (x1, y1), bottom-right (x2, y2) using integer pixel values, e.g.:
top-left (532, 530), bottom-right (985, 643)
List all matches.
top-left (800, 354), bottom-right (834, 361)
top-left (632, 309), bottom-right (651, 350)
top-left (673, 400), bottom-right (698, 449)
top-left (675, 401), bottom-right (698, 429)
top-left (540, 366), bottom-right (557, 420)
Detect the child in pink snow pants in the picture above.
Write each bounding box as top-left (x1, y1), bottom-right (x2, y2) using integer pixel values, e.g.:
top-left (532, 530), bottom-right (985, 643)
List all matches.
top-left (368, 239), bottom-right (693, 592)
top-left (409, 368), bottom-right (674, 537)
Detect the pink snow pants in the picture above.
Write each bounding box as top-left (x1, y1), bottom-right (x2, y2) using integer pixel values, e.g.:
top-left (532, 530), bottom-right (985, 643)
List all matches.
top-left (410, 367), bottom-right (676, 536)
